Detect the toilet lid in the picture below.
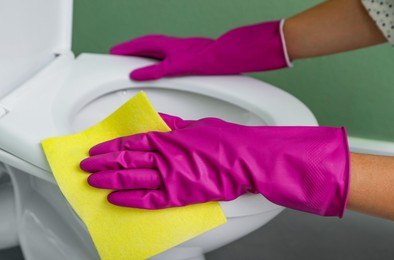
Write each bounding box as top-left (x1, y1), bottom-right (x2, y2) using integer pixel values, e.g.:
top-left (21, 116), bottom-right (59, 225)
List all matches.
top-left (0, 52), bottom-right (54, 99)
top-left (0, 0), bottom-right (72, 57)
top-left (0, 0), bottom-right (73, 98)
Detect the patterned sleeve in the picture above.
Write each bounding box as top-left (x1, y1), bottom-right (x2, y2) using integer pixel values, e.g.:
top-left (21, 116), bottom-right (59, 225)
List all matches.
top-left (361, 0), bottom-right (394, 44)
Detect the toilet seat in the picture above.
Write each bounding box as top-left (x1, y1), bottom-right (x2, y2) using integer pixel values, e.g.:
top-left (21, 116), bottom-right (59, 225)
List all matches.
top-left (0, 52), bottom-right (317, 218)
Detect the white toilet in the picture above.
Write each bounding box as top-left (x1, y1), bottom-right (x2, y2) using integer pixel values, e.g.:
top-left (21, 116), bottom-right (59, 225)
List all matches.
top-left (0, 0), bottom-right (318, 259)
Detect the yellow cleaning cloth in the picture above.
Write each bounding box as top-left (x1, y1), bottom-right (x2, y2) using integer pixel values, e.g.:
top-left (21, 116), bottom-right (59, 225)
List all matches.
top-left (41, 91), bottom-right (226, 260)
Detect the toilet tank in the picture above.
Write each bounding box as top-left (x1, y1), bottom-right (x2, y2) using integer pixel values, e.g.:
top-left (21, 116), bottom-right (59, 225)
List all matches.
top-left (0, 0), bottom-right (73, 99)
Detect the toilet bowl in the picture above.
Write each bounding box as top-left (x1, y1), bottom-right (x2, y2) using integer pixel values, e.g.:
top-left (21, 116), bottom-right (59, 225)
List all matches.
top-left (0, 1), bottom-right (318, 259)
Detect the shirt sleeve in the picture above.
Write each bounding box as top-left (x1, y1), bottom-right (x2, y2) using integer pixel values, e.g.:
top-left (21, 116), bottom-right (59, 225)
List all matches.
top-left (361, 0), bottom-right (394, 44)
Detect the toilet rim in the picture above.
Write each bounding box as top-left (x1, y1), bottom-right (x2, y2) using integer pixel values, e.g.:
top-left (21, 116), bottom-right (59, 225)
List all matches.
top-left (48, 53), bottom-right (318, 218)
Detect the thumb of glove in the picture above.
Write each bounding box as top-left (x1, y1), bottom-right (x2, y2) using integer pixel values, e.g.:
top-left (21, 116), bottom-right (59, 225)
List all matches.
top-left (130, 63), bottom-right (166, 81)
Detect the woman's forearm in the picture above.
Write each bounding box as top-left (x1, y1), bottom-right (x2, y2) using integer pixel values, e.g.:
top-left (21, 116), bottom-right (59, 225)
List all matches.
top-left (283, 0), bottom-right (387, 60)
top-left (348, 153), bottom-right (394, 220)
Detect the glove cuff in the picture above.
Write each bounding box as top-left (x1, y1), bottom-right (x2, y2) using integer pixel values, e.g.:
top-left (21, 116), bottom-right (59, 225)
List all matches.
top-left (249, 126), bottom-right (350, 217)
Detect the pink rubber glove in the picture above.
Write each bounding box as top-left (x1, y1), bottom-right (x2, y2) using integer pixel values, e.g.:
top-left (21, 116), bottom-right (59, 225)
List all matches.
top-left (80, 114), bottom-right (350, 217)
top-left (110, 20), bottom-right (292, 81)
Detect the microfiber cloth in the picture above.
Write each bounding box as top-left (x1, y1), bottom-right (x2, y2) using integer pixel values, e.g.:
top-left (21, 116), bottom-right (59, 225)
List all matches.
top-left (41, 91), bottom-right (227, 260)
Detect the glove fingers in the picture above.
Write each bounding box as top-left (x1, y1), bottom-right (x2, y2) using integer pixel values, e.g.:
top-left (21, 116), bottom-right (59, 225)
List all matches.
top-left (158, 113), bottom-right (194, 130)
top-left (110, 35), bottom-right (169, 59)
top-left (80, 150), bottom-right (158, 172)
top-left (108, 190), bottom-right (168, 209)
top-left (89, 133), bottom-right (155, 156)
top-left (87, 169), bottom-right (162, 190)
top-left (130, 63), bottom-right (166, 81)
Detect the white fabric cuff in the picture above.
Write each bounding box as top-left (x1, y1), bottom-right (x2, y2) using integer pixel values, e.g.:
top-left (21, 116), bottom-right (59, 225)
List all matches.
top-left (280, 19), bottom-right (294, 68)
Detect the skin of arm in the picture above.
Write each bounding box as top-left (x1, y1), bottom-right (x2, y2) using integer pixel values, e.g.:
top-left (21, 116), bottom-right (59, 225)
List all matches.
top-left (349, 153), bottom-right (394, 220)
top-left (284, 0), bottom-right (393, 220)
top-left (283, 0), bottom-right (387, 59)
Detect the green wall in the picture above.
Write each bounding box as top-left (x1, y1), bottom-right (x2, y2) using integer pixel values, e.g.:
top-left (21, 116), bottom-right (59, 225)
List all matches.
top-left (72, 0), bottom-right (394, 141)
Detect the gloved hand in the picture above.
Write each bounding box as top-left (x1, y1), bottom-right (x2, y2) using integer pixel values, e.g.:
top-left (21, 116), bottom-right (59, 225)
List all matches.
top-left (110, 20), bottom-right (292, 81)
top-left (80, 113), bottom-right (350, 217)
